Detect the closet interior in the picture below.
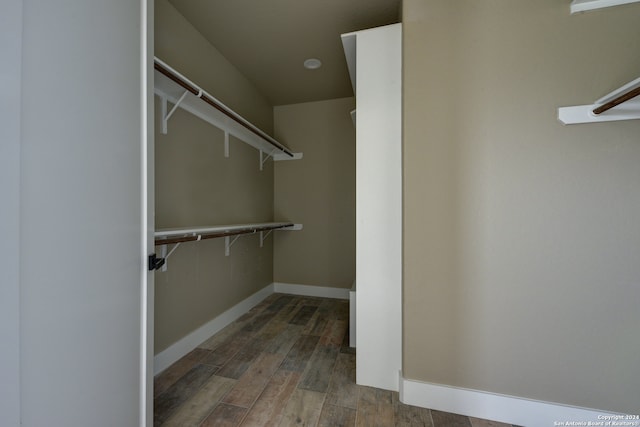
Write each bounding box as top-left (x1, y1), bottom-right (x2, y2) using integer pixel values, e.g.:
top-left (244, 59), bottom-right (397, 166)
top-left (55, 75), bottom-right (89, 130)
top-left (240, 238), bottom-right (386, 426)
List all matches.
top-left (151, 0), bottom-right (401, 384)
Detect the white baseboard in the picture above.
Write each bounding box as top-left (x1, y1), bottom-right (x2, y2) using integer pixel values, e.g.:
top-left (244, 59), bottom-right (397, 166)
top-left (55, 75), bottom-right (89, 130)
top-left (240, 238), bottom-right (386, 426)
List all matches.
top-left (153, 283), bottom-right (274, 376)
top-left (273, 282), bottom-right (350, 300)
top-left (400, 376), bottom-right (621, 427)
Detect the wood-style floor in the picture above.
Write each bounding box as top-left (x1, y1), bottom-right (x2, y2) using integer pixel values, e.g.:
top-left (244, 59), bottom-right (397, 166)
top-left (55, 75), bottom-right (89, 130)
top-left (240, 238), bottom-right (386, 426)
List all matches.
top-left (154, 293), bottom-right (519, 427)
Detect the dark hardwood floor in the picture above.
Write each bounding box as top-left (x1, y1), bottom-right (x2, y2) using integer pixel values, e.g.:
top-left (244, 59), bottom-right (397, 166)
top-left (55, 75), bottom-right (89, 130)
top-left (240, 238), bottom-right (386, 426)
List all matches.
top-left (154, 293), bottom-right (518, 427)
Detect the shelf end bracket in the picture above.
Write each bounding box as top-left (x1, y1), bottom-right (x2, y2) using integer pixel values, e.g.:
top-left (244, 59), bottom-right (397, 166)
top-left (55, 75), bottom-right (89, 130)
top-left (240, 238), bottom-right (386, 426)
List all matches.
top-left (225, 235), bottom-right (241, 256)
top-left (161, 90), bottom-right (190, 135)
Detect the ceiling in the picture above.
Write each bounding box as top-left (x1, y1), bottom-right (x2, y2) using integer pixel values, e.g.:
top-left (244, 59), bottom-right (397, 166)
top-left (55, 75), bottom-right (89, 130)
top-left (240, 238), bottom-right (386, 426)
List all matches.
top-left (168, 0), bottom-right (401, 106)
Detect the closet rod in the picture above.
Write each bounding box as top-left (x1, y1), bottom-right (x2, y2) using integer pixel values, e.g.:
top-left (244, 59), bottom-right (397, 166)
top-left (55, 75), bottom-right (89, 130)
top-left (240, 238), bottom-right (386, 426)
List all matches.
top-left (154, 223), bottom-right (294, 246)
top-left (593, 86), bottom-right (640, 115)
top-left (154, 60), bottom-right (293, 157)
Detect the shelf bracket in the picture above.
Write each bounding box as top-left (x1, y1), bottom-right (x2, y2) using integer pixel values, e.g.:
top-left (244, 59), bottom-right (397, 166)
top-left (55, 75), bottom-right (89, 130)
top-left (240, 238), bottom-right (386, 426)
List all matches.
top-left (160, 90), bottom-right (190, 134)
top-left (259, 148), bottom-right (278, 171)
top-left (558, 76), bottom-right (640, 124)
top-left (224, 132), bottom-right (230, 158)
top-left (157, 241), bottom-right (183, 272)
top-left (259, 230), bottom-right (273, 247)
top-left (225, 235), bottom-right (241, 256)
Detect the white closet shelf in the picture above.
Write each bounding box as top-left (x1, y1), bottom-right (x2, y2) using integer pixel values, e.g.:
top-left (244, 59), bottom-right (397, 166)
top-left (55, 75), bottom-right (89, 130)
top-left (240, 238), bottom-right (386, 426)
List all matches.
top-left (155, 222), bottom-right (301, 245)
top-left (154, 57), bottom-right (302, 163)
top-left (558, 76), bottom-right (640, 124)
top-left (152, 222), bottom-right (302, 269)
top-left (570, 0), bottom-right (640, 13)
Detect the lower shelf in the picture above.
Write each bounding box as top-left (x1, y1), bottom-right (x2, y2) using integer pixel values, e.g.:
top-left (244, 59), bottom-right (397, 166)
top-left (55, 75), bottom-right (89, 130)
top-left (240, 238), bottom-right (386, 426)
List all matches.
top-left (152, 222), bottom-right (302, 270)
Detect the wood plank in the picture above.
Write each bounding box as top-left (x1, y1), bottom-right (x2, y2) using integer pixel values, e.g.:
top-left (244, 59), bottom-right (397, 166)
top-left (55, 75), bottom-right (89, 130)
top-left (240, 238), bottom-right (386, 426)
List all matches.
top-left (303, 299), bottom-right (333, 335)
top-left (241, 309), bottom-right (278, 333)
top-left (221, 352), bottom-right (284, 408)
top-left (162, 375), bottom-right (235, 426)
top-left (153, 364), bottom-right (216, 426)
top-left (200, 403), bottom-right (248, 427)
top-left (278, 389), bottom-right (325, 427)
top-left (329, 299), bottom-right (349, 321)
top-left (289, 305), bottom-right (318, 326)
top-left (263, 324), bottom-right (303, 356)
top-left (392, 391), bottom-right (433, 427)
top-left (201, 329), bottom-right (255, 367)
top-left (239, 370), bottom-right (301, 427)
top-left (297, 344), bottom-right (339, 393)
top-left (153, 348), bottom-right (211, 398)
top-left (325, 352), bottom-right (358, 409)
top-left (280, 335), bottom-right (320, 372)
top-left (199, 320), bottom-right (247, 351)
top-left (199, 295), bottom-right (279, 351)
top-left (216, 320), bottom-right (287, 379)
top-left (317, 404), bottom-right (356, 427)
top-left (247, 293), bottom-right (282, 313)
top-left (431, 409), bottom-right (472, 427)
top-left (340, 323), bottom-right (356, 354)
top-left (355, 386), bottom-right (394, 427)
top-left (265, 294), bottom-right (296, 312)
top-left (319, 319), bottom-right (347, 346)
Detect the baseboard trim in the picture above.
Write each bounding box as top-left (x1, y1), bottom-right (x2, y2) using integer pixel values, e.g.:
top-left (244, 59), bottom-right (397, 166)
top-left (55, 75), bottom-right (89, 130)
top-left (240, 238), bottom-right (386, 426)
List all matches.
top-left (153, 283), bottom-right (274, 375)
top-left (400, 376), bottom-right (619, 427)
top-left (273, 282), bottom-right (350, 300)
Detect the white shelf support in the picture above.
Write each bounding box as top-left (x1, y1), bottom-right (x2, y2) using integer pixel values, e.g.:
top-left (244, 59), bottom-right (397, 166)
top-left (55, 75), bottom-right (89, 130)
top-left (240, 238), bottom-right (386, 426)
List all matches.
top-left (278, 223), bottom-right (303, 231)
top-left (224, 132), bottom-right (230, 158)
top-left (224, 235), bottom-right (241, 256)
top-left (273, 152), bottom-right (303, 161)
top-left (558, 76), bottom-right (640, 124)
top-left (261, 148), bottom-right (304, 170)
top-left (259, 230), bottom-right (273, 247)
top-left (160, 90), bottom-right (190, 135)
top-left (158, 242), bottom-right (183, 272)
top-left (570, 0), bottom-right (640, 13)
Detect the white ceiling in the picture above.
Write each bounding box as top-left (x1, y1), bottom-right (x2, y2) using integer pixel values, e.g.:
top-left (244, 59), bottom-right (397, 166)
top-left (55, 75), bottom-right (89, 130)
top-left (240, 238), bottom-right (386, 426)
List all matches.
top-left (168, 0), bottom-right (401, 106)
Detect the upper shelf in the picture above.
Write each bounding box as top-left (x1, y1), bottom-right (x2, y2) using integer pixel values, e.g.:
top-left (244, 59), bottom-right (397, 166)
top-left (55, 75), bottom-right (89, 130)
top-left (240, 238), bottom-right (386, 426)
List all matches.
top-left (570, 0), bottom-right (640, 13)
top-left (154, 57), bottom-right (300, 161)
top-left (558, 76), bottom-right (640, 124)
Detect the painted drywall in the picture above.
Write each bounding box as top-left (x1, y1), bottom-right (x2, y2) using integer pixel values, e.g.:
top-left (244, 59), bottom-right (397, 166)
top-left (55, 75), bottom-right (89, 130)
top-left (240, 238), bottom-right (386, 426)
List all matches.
top-left (19, 0), bottom-right (144, 424)
top-left (403, 0), bottom-right (640, 414)
top-left (273, 97), bottom-right (356, 289)
top-left (154, 0), bottom-right (276, 353)
top-left (155, 0), bottom-right (273, 134)
top-left (0, 1), bottom-right (22, 424)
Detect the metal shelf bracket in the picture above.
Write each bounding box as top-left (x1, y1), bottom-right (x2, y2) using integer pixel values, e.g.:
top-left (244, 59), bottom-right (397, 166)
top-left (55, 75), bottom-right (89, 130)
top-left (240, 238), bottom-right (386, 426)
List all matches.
top-left (225, 235), bottom-right (242, 256)
top-left (160, 89), bottom-right (194, 134)
top-left (259, 230), bottom-right (273, 247)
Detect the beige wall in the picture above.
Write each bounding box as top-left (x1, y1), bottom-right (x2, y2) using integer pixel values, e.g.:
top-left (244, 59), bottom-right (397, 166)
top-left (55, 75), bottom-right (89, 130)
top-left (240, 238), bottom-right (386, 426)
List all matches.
top-left (403, 0), bottom-right (640, 414)
top-left (155, 0), bottom-right (272, 133)
top-left (274, 98), bottom-right (356, 288)
top-left (154, 0), bottom-right (275, 353)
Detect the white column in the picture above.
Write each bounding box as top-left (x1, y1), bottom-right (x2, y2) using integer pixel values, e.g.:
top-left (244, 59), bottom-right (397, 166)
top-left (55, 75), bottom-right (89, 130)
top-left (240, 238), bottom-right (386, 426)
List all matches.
top-left (355, 23), bottom-right (403, 391)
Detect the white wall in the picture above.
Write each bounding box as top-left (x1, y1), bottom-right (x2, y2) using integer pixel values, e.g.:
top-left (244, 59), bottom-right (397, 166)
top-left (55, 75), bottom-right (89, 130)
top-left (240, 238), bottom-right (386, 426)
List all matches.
top-left (19, 1), bottom-right (146, 425)
top-left (0, 1), bottom-right (22, 425)
top-left (354, 23), bottom-right (403, 392)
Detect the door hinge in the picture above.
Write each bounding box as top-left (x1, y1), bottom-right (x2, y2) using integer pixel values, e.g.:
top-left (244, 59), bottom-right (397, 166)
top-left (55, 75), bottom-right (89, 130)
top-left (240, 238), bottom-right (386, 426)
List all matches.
top-left (148, 253), bottom-right (165, 271)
